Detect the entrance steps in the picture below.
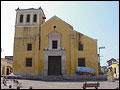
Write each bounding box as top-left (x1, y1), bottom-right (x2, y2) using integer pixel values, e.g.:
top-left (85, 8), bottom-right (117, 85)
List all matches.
top-left (12, 73), bottom-right (107, 81)
top-left (42, 76), bottom-right (64, 81)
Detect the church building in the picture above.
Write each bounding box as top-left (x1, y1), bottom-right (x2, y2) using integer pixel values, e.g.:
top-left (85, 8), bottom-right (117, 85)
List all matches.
top-left (13, 7), bottom-right (99, 77)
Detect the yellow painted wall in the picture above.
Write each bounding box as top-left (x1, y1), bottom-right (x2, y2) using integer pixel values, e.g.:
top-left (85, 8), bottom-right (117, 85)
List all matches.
top-left (13, 9), bottom-right (45, 75)
top-left (112, 64), bottom-right (118, 78)
top-left (40, 16), bottom-right (98, 75)
top-left (13, 10), bottom-right (98, 75)
top-left (13, 27), bottom-right (40, 75)
top-left (15, 10), bottom-right (45, 26)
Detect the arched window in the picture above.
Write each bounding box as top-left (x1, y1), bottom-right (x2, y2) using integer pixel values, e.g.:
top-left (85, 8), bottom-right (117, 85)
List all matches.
top-left (20, 15), bottom-right (23, 23)
top-left (26, 14), bottom-right (30, 22)
top-left (33, 14), bottom-right (37, 22)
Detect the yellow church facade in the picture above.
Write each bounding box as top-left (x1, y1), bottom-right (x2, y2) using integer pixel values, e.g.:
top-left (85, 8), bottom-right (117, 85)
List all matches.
top-left (13, 7), bottom-right (99, 76)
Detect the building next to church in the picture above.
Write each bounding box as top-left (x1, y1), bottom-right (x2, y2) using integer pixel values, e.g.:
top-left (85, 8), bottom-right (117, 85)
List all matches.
top-left (1, 56), bottom-right (13, 76)
top-left (13, 7), bottom-right (99, 77)
top-left (107, 58), bottom-right (119, 79)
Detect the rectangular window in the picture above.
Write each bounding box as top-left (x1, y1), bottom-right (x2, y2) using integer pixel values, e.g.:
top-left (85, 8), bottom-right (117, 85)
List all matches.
top-left (26, 14), bottom-right (30, 22)
top-left (26, 58), bottom-right (32, 67)
top-left (52, 41), bottom-right (57, 49)
top-left (33, 14), bottom-right (37, 22)
top-left (114, 68), bottom-right (116, 74)
top-left (78, 42), bottom-right (83, 51)
top-left (78, 58), bottom-right (85, 67)
top-left (27, 44), bottom-right (32, 51)
top-left (20, 15), bottom-right (23, 23)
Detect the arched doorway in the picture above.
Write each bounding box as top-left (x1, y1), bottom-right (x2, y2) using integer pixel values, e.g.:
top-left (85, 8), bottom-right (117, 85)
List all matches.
top-left (6, 66), bottom-right (12, 75)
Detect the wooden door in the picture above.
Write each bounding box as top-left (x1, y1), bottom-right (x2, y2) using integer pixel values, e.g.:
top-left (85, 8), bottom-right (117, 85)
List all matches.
top-left (48, 56), bottom-right (61, 75)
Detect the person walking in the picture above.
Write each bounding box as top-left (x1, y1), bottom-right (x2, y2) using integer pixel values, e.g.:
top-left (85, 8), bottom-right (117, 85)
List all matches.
top-left (9, 85), bottom-right (12, 89)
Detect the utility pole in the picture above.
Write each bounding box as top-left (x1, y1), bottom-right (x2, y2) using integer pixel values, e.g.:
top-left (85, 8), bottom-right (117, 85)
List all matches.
top-left (98, 46), bottom-right (105, 75)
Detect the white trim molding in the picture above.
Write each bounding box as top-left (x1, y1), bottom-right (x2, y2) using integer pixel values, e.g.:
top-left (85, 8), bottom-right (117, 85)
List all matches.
top-left (16, 10), bottom-right (41, 12)
top-left (43, 30), bottom-right (66, 76)
top-left (43, 49), bottom-right (66, 76)
top-left (48, 30), bottom-right (62, 50)
top-left (17, 12), bottom-right (19, 25)
top-left (15, 25), bottom-right (40, 27)
top-left (31, 12), bottom-right (33, 24)
top-left (24, 12), bottom-right (26, 25)
top-left (37, 11), bottom-right (40, 24)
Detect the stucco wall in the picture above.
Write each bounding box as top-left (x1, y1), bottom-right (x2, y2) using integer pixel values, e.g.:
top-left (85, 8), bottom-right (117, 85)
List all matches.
top-left (13, 14), bottom-right (98, 76)
top-left (1, 58), bottom-right (12, 76)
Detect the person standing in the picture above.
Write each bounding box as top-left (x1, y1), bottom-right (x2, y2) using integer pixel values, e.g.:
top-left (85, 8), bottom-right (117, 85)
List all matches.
top-left (9, 85), bottom-right (12, 89)
top-left (2, 74), bottom-right (5, 84)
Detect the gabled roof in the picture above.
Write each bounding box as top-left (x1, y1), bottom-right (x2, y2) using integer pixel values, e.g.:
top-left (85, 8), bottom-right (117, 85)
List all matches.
top-left (41, 15), bottom-right (97, 41)
top-left (55, 15), bottom-right (73, 29)
top-left (107, 58), bottom-right (119, 65)
top-left (73, 30), bottom-right (97, 41)
top-left (107, 58), bottom-right (116, 62)
top-left (40, 15), bottom-right (73, 29)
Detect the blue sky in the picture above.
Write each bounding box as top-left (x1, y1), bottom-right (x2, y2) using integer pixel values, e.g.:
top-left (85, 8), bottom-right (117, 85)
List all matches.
top-left (1, 1), bottom-right (119, 66)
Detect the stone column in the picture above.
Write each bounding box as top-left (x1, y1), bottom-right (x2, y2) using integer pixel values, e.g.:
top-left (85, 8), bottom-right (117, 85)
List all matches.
top-left (17, 12), bottom-right (19, 25)
top-left (58, 39), bottom-right (61, 50)
top-left (31, 12), bottom-right (33, 24)
top-left (24, 12), bottom-right (26, 25)
top-left (37, 11), bottom-right (40, 24)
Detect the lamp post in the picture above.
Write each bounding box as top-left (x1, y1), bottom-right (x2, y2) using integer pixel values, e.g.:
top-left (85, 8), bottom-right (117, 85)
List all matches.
top-left (98, 46), bottom-right (105, 75)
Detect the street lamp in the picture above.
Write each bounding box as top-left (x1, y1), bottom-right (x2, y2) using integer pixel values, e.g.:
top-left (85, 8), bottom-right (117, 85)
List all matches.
top-left (98, 46), bottom-right (105, 75)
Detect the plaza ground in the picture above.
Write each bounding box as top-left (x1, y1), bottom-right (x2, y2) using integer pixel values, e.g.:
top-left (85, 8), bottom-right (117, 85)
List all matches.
top-left (1, 77), bottom-right (119, 89)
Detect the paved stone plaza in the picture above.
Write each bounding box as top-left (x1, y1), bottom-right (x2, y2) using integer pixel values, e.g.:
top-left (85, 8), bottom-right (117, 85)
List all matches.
top-left (1, 77), bottom-right (119, 89)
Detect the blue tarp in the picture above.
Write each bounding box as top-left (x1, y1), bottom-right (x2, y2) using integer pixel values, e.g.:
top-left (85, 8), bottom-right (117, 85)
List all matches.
top-left (76, 67), bottom-right (94, 73)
